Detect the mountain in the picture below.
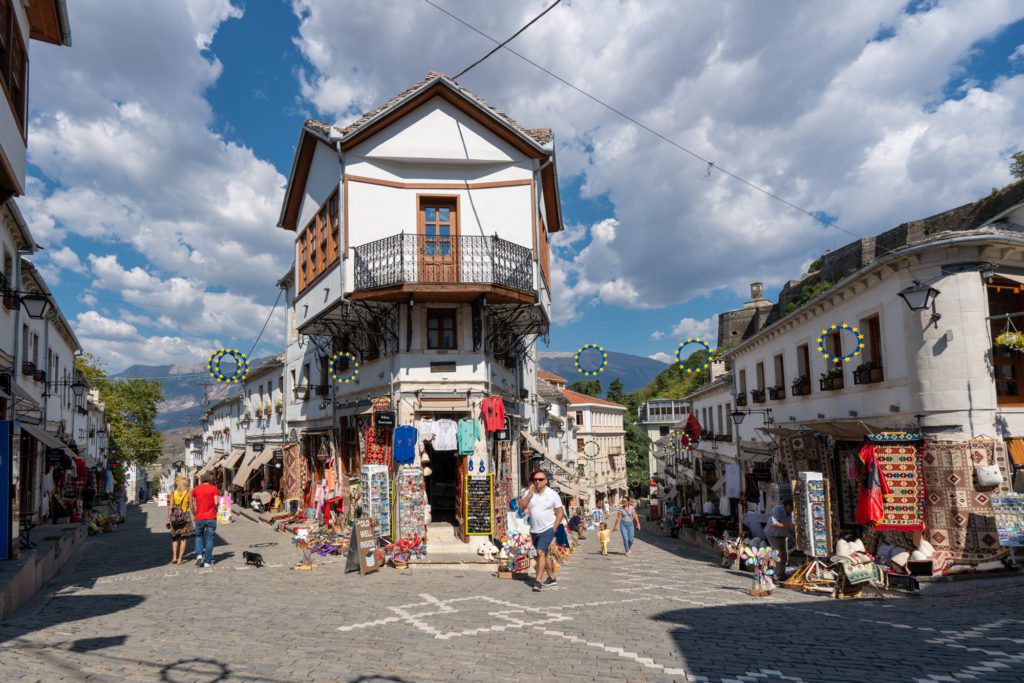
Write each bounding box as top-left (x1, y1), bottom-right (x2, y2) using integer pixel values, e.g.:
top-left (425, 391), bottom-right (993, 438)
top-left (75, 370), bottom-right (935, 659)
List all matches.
top-left (538, 351), bottom-right (669, 395)
top-left (112, 359), bottom-right (248, 432)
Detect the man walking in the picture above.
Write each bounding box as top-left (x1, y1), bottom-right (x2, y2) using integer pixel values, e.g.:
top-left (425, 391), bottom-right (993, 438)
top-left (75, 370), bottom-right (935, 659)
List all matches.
top-left (765, 498), bottom-right (795, 576)
top-left (518, 470), bottom-right (563, 592)
top-left (191, 472), bottom-right (219, 568)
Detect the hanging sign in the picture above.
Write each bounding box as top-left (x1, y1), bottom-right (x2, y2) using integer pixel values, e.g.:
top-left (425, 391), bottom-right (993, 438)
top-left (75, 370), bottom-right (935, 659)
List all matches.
top-left (46, 447), bottom-right (65, 466)
top-left (252, 443), bottom-right (265, 453)
top-left (345, 517), bottom-right (381, 575)
top-left (465, 473), bottom-right (494, 536)
top-left (374, 410), bottom-right (396, 429)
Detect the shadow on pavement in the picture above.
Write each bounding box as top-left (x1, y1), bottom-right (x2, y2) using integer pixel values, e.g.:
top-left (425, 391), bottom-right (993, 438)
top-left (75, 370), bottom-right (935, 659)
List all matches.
top-left (0, 593), bottom-right (145, 645)
top-left (651, 593), bottom-right (1024, 682)
top-left (70, 634), bottom-right (128, 652)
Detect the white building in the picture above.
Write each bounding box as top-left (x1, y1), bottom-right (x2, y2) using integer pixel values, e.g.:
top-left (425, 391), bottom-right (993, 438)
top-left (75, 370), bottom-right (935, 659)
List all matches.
top-left (562, 386), bottom-right (628, 510)
top-left (720, 181), bottom-right (1024, 564)
top-left (637, 399), bottom-right (690, 482)
top-left (275, 72), bottom-right (563, 545)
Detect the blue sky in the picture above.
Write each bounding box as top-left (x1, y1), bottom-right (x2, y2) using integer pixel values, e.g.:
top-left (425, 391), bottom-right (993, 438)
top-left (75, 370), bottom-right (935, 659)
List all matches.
top-left (19, 1), bottom-right (1024, 372)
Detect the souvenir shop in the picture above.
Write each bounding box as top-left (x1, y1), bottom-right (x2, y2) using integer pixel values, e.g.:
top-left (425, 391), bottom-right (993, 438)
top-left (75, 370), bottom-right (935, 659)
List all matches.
top-left (712, 429), bottom-right (1018, 597)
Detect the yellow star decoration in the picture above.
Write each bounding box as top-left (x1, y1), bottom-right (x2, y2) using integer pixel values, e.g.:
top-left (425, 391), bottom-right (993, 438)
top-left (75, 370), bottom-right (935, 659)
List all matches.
top-left (676, 338), bottom-right (714, 373)
top-left (574, 344), bottom-right (609, 375)
top-left (815, 324), bottom-right (866, 364)
top-left (207, 349), bottom-right (249, 383)
top-left (329, 352), bottom-right (360, 384)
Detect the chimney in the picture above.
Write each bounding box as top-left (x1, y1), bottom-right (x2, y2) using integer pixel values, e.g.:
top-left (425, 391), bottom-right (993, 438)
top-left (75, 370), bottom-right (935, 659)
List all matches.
top-left (710, 358), bottom-right (727, 381)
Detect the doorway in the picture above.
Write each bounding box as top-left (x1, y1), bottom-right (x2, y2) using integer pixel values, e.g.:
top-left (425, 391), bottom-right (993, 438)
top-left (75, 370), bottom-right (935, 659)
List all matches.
top-left (418, 197), bottom-right (459, 283)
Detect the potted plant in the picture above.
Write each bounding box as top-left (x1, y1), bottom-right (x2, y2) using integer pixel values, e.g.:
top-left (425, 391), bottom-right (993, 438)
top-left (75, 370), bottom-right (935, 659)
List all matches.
top-left (734, 393), bottom-right (747, 407)
top-left (21, 360), bottom-right (35, 376)
top-left (254, 402), bottom-right (263, 418)
top-left (750, 388), bottom-right (766, 404)
top-left (767, 385), bottom-right (785, 400)
top-left (996, 330), bottom-right (1024, 352)
top-left (853, 361), bottom-right (884, 385)
top-left (275, 399), bottom-right (284, 414)
top-left (819, 367), bottom-right (844, 391)
top-left (791, 374), bottom-right (811, 396)
top-left (33, 368), bottom-right (45, 383)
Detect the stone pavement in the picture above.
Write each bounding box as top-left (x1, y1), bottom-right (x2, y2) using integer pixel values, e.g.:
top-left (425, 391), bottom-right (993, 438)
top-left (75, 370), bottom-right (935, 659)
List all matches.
top-left (1, 506), bottom-right (1023, 682)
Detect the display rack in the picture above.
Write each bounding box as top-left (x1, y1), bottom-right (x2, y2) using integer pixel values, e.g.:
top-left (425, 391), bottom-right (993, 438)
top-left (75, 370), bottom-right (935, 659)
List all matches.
top-left (360, 464), bottom-right (391, 540)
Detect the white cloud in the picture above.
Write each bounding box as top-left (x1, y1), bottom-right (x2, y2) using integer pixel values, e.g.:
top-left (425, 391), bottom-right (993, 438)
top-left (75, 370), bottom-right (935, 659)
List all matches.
top-left (648, 352), bottom-right (672, 364)
top-left (75, 311), bottom-right (139, 340)
top-left (1012, 43), bottom-right (1024, 61)
top-left (669, 316), bottom-right (719, 344)
top-left (290, 0), bottom-right (1024, 319)
top-left (650, 330), bottom-right (665, 341)
top-left (48, 246), bottom-right (88, 275)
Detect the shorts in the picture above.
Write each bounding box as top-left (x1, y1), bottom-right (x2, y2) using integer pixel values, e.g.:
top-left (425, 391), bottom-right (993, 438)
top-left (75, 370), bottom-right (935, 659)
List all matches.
top-left (531, 528), bottom-right (555, 552)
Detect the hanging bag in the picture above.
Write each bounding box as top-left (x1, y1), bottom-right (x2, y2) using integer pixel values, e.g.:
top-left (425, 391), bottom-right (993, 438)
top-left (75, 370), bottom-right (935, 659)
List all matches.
top-left (169, 491), bottom-right (190, 529)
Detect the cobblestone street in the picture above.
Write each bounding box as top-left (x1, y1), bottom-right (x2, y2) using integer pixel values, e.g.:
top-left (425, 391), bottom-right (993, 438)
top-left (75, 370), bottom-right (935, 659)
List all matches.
top-left (1, 506), bottom-right (1022, 682)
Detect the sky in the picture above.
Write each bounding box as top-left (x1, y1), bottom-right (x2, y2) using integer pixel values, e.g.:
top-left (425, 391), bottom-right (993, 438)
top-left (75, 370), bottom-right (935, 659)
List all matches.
top-left (18, 0), bottom-right (1024, 372)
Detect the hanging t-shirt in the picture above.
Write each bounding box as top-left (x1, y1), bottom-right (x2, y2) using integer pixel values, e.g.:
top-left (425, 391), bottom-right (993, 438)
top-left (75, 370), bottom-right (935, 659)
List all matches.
top-left (416, 419), bottom-right (435, 453)
top-left (393, 424), bottom-right (418, 464)
top-left (432, 419), bottom-right (458, 451)
top-left (480, 396), bottom-right (505, 432)
top-left (724, 462), bottom-right (741, 499)
top-left (457, 418), bottom-right (481, 455)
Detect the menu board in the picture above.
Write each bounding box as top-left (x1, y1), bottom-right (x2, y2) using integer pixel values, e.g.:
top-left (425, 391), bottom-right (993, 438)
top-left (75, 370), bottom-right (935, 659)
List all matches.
top-left (992, 494), bottom-right (1024, 548)
top-left (794, 472), bottom-right (830, 558)
top-left (465, 474), bottom-right (493, 536)
top-left (360, 465), bottom-right (391, 540)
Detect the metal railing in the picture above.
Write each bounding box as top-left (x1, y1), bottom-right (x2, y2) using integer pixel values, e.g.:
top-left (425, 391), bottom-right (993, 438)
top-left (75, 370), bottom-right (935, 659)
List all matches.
top-left (353, 233), bottom-right (533, 292)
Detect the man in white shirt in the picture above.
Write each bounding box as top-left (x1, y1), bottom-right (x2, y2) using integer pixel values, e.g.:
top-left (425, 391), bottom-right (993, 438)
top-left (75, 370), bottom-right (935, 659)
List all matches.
top-left (518, 470), bottom-right (564, 592)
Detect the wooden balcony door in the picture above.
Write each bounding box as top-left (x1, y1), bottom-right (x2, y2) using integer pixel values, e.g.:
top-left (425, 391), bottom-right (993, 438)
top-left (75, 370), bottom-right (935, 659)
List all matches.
top-left (418, 197), bottom-right (459, 283)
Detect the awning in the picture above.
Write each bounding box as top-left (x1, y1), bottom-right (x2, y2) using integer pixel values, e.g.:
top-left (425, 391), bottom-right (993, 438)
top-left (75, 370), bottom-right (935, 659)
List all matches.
top-left (519, 431), bottom-right (573, 476)
top-left (1008, 437), bottom-right (1024, 467)
top-left (218, 447), bottom-right (245, 470)
top-left (995, 272), bottom-right (1024, 286)
top-left (758, 426), bottom-right (802, 437)
top-left (197, 453), bottom-right (224, 478)
top-left (20, 422), bottom-right (68, 451)
top-left (802, 420), bottom-right (887, 439)
top-left (417, 398), bottom-right (470, 413)
top-left (231, 446), bottom-right (275, 489)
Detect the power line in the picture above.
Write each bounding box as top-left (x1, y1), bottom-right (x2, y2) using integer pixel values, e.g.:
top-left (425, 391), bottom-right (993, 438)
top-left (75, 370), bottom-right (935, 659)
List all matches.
top-left (247, 286), bottom-right (284, 359)
top-left (453, 0), bottom-right (562, 80)
top-left (423, 0), bottom-right (894, 258)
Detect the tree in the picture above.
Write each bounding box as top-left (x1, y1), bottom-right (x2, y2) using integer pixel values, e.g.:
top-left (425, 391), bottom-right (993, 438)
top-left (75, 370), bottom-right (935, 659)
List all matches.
top-left (77, 354), bottom-right (164, 467)
top-left (1012, 151), bottom-right (1024, 180)
top-left (568, 379), bottom-right (601, 397)
top-left (606, 378), bottom-right (625, 404)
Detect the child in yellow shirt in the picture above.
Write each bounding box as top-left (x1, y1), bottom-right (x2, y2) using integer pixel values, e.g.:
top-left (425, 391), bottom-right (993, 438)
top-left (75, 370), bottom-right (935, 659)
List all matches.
top-left (598, 522), bottom-right (611, 555)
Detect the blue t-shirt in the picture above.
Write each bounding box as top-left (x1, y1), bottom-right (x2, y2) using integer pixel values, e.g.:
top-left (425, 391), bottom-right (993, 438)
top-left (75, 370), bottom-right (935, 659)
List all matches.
top-left (393, 425), bottom-right (418, 464)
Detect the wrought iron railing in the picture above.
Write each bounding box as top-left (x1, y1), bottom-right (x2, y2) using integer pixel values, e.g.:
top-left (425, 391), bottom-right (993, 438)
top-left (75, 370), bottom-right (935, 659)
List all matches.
top-left (353, 233), bottom-right (533, 293)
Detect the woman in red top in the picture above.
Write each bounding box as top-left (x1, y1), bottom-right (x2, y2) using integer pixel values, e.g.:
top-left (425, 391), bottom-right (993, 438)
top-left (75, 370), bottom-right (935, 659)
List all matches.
top-left (191, 472), bottom-right (220, 567)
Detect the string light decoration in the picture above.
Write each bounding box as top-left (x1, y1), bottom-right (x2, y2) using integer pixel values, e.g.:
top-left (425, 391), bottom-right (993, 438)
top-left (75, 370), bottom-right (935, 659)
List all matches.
top-left (574, 344), bottom-right (608, 376)
top-left (207, 349), bottom-right (249, 383)
top-left (676, 338), bottom-right (713, 373)
top-left (816, 324), bottom-right (865, 364)
top-left (328, 351), bottom-right (360, 384)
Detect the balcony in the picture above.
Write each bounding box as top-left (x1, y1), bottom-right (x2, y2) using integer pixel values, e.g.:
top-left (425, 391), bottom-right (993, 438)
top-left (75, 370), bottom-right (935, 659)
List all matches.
top-left (750, 389), bottom-right (766, 404)
top-left (767, 386), bottom-right (785, 401)
top-left (853, 364), bottom-right (884, 385)
top-left (352, 233), bottom-right (534, 303)
top-left (819, 374), bottom-right (845, 391)
top-left (734, 393), bottom-right (747, 407)
top-left (791, 377), bottom-right (811, 396)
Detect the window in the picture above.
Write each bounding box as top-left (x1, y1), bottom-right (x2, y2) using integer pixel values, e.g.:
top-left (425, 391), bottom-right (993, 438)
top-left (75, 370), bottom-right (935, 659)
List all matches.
top-left (797, 344), bottom-right (810, 379)
top-left (576, 437), bottom-right (584, 454)
top-left (989, 281), bottom-right (1024, 403)
top-left (755, 362), bottom-right (765, 391)
top-left (659, 426), bottom-right (670, 436)
top-left (303, 363), bottom-right (311, 386)
top-left (297, 190), bottom-right (340, 292)
top-left (725, 403), bottom-right (732, 436)
top-left (31, 333), bottom-right (38, 366)
top-left (738, 369), bottom-right (747, 394)
top-left (717, 404), bottom-right (723, 435)
top-left (0, 1), bottom-right (28, 138)
top-left (21, 323), bottom-right (27, 361)
top-left (2, 247), bottom-right (10, 287)
top-left (290, 369), bottom-right (297, 394)
top-left (426, 309), bottom-right (457, 350)
top-left (575, 411), bottom-right (584, 427)
top-left (864, 314), bottom-right (883, 366)
top-left (773, 353), bottom-right (785, 387)
top-left (828, 330), bottom-right (842, 359)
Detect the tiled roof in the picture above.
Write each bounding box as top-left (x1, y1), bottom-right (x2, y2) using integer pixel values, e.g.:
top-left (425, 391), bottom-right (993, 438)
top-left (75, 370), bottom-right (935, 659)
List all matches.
top-left (538, 369), bottom-right (567, 382)
top-left (562, 389), bottom-right (626, 409)
top-left (304, 71), bottom-right (552, 147)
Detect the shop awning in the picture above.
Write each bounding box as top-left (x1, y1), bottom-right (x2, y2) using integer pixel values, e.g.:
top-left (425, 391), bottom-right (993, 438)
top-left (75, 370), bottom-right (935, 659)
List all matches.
top-left (995, 271), bottom-right (1024, 286)
top-left (20, 422), bottom-right (68, 452)
top-left (418, 398), bottom-right (470, 413)
top-left (231, 446), bottom-right (275, 489)
top-left (520, 431), bottom-right (573, 476)
top-left (218, 447), bottom-right (245, 470)
top-left (802, 420), bottom-right (887, 439)
top-left (197, 453), bottom-right (224, 478)
top-left (758, 426), bottom-right (802, 437)
top-left (1008, 437), bottom-right (1024, 467)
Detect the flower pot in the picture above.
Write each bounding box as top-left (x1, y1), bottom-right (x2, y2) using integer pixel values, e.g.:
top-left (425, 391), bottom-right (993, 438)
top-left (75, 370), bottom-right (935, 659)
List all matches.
top-left (21, 361), bottom-right (35, 376)
top-left (3, 293), bottom-right (16, 311)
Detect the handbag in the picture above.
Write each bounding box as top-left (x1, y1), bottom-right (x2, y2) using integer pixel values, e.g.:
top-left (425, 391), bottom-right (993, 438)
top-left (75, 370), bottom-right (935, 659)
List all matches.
top-left (975, 465), bottom-right (1003, 487)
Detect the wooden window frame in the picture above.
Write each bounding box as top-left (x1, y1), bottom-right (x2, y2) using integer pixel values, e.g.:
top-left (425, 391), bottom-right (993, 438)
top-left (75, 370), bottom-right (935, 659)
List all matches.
top-left (988, 283), bottom-right (1024, 405)
top-left (426, 308), bottom-right (458, 350)
top-left (865, 314), bottom-right (883, 366)
top-left (0, 1), bottom-right (26, 140)
top-left (297, 190), bottom-right (341, 294)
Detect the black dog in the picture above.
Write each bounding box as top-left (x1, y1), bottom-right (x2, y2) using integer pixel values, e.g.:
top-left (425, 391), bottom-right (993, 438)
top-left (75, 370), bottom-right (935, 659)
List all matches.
top-left (243, 551), bottom-right (264, 568)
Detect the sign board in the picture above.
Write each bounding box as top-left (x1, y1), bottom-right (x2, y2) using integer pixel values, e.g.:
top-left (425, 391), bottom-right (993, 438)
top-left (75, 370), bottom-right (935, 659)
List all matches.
top-left (992, 494), bottom-right (1024, 548)
top-left (465, 474), bottom-right (494, 536)
top-left (46, 447), bottom-right (65, 466)
top-left (345, 517), bottom-right (381, 575)
top-left (374, 410), bottom-right (396, 429)
top-left (252, 443), bottom-right (265, 453)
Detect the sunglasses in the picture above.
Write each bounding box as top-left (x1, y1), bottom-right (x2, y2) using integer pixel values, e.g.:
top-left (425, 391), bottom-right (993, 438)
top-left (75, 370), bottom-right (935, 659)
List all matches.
top-left (531, 478), bottom-right (547, 482)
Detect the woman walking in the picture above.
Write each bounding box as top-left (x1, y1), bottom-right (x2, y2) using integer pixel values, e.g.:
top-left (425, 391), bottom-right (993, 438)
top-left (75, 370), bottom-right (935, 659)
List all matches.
top-left (614, 497), bottom-right (641, 556)
top-left (166, 476), bottom-right (194, 564)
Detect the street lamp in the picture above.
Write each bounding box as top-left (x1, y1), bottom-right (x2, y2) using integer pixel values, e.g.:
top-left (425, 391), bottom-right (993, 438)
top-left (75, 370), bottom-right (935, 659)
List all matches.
top-left (71, 378), bottom-right (88, 399)
top-left (898, 280), bottom-right (941, 327)
top-left (19, 293), bottom-right (50, 319)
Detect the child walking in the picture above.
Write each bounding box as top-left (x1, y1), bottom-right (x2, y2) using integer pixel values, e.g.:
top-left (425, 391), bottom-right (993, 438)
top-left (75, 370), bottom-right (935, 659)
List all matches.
top-left (598, 522), bottom-right (611, 555)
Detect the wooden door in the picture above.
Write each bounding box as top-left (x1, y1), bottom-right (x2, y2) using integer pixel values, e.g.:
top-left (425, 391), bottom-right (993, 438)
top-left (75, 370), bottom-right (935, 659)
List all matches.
top-left (418, 198), bottom-right (459, 284)
top-left (455, 453), bottom-right (469, 543)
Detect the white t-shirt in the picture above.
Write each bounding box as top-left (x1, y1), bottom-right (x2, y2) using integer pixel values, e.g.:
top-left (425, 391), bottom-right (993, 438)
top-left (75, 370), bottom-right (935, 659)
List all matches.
top-left (523, 487), bottom-right (563, 534)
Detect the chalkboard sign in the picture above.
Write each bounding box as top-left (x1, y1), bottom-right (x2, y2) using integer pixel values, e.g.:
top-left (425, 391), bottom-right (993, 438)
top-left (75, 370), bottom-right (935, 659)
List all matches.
top-left (465, 474), bottom-right (493, 536)
top-left (46, 447), bottom-right (65, 466)
top-left (374, 410), bottom-right (395, 428)
top-left (345, 517), bottom-right (381, 575)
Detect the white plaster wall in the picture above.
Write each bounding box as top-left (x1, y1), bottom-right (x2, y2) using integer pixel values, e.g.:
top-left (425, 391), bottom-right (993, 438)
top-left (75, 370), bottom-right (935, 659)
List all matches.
top-left (0, 4), bottom-right (29, 196)
top-left (296, 141), bottom-right (341, 234)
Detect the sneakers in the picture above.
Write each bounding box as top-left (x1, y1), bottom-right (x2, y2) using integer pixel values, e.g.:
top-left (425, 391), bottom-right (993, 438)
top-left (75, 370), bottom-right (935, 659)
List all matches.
top-left (543, 577), bottom-right (558, 587)
top-left (195, 557), bottom-right (204, 567)
top-left (204, 560), bottom-right (215, 568)
top-left (532, 582), bottom-right (543, 592)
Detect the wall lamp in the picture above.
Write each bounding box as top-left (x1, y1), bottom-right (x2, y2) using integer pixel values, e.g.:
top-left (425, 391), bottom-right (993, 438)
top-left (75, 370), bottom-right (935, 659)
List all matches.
top-left (730, 408), bottom-right (773, 426)
top-left (897, 280), bottom-right (941, 328)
